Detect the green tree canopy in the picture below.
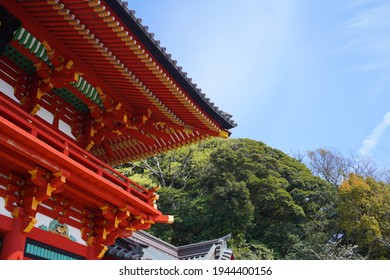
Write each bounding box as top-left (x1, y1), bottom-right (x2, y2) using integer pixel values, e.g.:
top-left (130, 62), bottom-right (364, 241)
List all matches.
top-left (118, 138), bottom-right (340, 259)
top-left (338, 174), bottom-right (390, 259)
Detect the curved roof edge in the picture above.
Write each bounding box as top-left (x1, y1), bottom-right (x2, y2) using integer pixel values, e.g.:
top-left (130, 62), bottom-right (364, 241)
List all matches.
top-left (105, 0), bottom-right (237, 130)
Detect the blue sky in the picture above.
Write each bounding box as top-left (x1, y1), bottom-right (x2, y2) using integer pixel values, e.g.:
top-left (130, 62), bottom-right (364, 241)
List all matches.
top-left (129, 0), bottom-right (390, 167)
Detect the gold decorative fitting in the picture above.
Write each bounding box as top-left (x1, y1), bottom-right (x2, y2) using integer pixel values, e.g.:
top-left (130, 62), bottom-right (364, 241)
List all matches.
top-left (52, 3), bottom-right (64, 10)
top-left (94, 42), bottom-right (103, 48)
top-left (114, 63), bottom-right (124, 69)
top-left (88, 0), bottom-right (101, 7)
top-left (103, 16), bottom-right (115, 23)
top-left (121, 36), bottom-right (133, 42)
top-left (85, 141), bottom-right (95, 151)
top-left (30, 104), bottom-right (41, 116)
top-left (65, 60), bottom-right (74, 69)
top-left (134, 49), bottom-right (144, 55)
top-left (91, 37), bottom-right (100, 44)
top-left (23, 217), bottom-right (38, 233)
top-left (84, 33), bottom-right (94, 40)
top-left (63, 13), bottom-right (75, 20)
top-left (130, 44), bottom-right (141, 51)
top-left (109, 59), bottom-right (120, 66)
top-left (146, 61), bottom-right (156, 67)
top-left (219, 130), bottom-right (229, 138)
top-left (68, 19), bottom-right (80, 25)
top-left (74, 24), bottom-right (85, 31)
top-left (93, 5), bottom-right (105, 12)
top-left (107, 55), bottom-right (116, 61)
top-left (112, 26), bottom-right (124, 32)
top-left (117, 30), bottom-right (128, 37)
top-left (47, 0), bottom-right (59, 4)
top-left (108, 21), bottom-right (119, 27)
top-left (141, 57), bottom-right (152, 63)
top-left (88, 39), bottom-right (98, 45)
top-left (96, 245), bottom-right (108, 259)
top-left (138, 53), bottom-right (149, 59)
top-left (98, 11), bottom-right (110, 17)
top-left (140, 88), bottom-right (149, 94)
top-left (58, 8), bottom-right (70, 15)
top-left (125, 40), bottom-right (137, 46)
top-left (119, 67), bottom-right (128, 73)
top-left (127, 73), bottom-right (136, 80)
top-left (79, 29), bottom-right (90, 35)
top-left (97, 47), bottom-right (108, 53)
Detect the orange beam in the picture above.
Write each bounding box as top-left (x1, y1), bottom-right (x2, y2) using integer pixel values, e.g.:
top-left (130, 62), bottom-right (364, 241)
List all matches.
top-left (0, 96), bottom-right (163, 219)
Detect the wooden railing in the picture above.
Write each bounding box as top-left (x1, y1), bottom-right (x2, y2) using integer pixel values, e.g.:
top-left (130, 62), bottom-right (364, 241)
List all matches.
top-left (0, 94), bottom-right (157, 205)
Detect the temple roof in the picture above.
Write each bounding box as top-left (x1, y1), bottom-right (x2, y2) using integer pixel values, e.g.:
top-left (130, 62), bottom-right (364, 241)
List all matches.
top-left (106, 0), bottom-right (236, 130)
top-left (1, 0), bottom-right (236, 165)
top-left (0, 2), bottom-right (236, 253)
top-left (105, 230), bottom-right (234, 260)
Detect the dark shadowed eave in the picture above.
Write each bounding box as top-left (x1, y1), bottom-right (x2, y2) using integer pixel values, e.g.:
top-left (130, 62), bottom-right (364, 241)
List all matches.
top-left (105, 0), bottom-right (237, 131)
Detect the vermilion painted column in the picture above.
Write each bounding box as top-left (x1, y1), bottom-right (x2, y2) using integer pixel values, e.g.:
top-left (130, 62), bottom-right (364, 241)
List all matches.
top-left (87, 245), bottom-right (99, 260)
top-left (0, 216), bottom-right (27, 260)
top-left (87, 244), bottom-right (108, 260)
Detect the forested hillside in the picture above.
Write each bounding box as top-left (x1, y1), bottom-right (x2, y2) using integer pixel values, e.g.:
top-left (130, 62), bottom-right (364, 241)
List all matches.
top-left (118, 138), bottom-right (389, 259)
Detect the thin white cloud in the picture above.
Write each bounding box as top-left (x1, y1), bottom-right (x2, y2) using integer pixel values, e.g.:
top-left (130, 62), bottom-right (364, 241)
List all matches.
top-left (336, 0), bottom-right (372, 12)
top-left (334, 2), bottom-right (390, 77)
top-left (343, 3), bottom-right (390, 29)
top-left (358, 112), bottom-right (390, 157)
top-left (353, 60), bottom-right (390, 72)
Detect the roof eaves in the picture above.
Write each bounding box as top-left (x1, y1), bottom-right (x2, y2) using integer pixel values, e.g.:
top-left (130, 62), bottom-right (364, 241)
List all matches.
top-left (104, 0), bottom-right (237, 130)
top-left (131, 230), bottom-right (179, 259)
top-left (177, 234), bottom-right (231, 259)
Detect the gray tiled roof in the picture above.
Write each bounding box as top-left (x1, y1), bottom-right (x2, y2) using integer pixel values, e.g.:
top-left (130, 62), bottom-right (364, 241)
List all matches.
top-left (106, 238), bottom-right (148, 260)
top-left (106, 231), bottom-right (234, 260)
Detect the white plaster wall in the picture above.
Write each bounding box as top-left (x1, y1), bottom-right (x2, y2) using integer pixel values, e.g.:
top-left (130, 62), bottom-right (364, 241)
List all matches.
top-left (0, 194), bottom-right (13, 218)
top-left (58, 119), bottom-right (76, 140)
top-left (35, 212), bottom-right (87, 245)
top-left (0, 79), bottom-right (19, 103)
top-left (36, 107), bottom-right (54, 124)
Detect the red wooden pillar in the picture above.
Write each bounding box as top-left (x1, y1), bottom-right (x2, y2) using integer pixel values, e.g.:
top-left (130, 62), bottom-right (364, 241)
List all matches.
top-left (0, 216), bottom-right (27, 260)
top-left (87, 244), bottom-right (108, 260)
top-left (87, 245), bottom-right (99, 260)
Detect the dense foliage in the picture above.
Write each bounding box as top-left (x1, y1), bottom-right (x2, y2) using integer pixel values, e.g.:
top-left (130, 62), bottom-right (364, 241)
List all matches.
top-left (339, 174), bottom-right (390, 259)
top-left (118, 138), bottom-right (389, 259)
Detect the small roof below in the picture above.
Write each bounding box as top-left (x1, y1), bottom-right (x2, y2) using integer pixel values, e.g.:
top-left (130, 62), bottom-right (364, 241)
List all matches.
top-left (105, 230), bottom-right (234, 260)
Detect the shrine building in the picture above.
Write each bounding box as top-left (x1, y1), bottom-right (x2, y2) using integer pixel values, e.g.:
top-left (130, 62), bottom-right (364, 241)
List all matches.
top-left (0, 0), bottom-right (235, 260)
